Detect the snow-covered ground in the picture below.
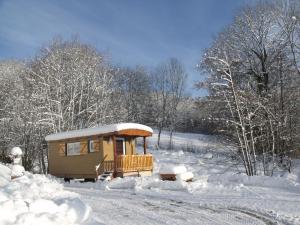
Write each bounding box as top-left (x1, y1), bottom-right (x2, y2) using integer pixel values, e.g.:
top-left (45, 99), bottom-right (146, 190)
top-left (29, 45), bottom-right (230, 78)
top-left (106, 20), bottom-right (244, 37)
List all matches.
top-left (1, 131), bottom-right (299, 224)
top-left (0, 164), bottom-right (92, 225)
top-left (64, 131), bottom-right (300, 225)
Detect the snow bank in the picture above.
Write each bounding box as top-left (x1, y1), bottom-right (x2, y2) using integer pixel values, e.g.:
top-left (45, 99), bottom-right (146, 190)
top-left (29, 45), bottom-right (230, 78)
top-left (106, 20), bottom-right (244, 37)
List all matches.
top-left (11, 165), bottom-right (25, 177)
top-left (208, 172), bottom-right (300, 191)
top-left (0, 163), bottom-right (91, 225)
top-left (176, 172), bottom-right (194, 181)
top-left (159, 164), bottom-right (194, 182)
top-left (0, 163), bottom-right (11, 187)
top-left (202, 152), bottom-right (213, 159)
top-left (45, 123), bottom-right (153, 141)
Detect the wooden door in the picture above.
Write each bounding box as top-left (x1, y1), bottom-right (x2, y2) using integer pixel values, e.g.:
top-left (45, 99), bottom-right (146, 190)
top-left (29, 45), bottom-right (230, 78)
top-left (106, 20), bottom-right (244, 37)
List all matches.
top-left (116, 139), bottom-right (124, 155)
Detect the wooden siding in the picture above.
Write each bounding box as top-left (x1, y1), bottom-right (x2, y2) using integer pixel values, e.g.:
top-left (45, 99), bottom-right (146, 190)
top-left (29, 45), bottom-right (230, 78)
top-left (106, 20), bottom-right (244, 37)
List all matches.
top-left (80, 140), bottom-right (88, 154)
top-left (125, 137), bottom-right (136, 155)
top-left (48, 137), bottom-right (103, 178)
top-left (93, 138), bottom-right (101, 152)
top-left (102, 137), bottom-right (114, 161)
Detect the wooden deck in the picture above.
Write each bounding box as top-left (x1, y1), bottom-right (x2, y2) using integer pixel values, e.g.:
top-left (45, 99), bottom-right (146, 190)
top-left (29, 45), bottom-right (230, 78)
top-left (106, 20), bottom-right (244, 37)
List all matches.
top-left (98, 154), bottom-right (153, 176)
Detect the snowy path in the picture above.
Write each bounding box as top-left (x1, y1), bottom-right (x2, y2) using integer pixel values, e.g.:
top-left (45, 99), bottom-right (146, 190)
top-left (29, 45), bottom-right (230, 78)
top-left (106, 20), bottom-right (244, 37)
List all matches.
top-left (66, 186), bottom-right (292, 225)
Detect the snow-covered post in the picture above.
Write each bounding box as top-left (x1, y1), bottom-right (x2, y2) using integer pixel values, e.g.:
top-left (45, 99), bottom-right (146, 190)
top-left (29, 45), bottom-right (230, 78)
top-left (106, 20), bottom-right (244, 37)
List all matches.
top-left (10, 147), bottom-right (25, 180)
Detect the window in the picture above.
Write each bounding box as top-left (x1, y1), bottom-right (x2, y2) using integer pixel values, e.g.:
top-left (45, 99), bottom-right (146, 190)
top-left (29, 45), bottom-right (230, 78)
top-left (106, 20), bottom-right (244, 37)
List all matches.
top-left (66, 142), bottom-right (81, 156)
top-left (88, 140), bottom-right (94, 153)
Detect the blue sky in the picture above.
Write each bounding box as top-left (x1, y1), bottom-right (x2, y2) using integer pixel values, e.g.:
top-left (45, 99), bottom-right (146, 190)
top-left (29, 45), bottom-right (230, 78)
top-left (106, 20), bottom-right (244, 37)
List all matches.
top-left (0, 0), bottom-right (251, 96)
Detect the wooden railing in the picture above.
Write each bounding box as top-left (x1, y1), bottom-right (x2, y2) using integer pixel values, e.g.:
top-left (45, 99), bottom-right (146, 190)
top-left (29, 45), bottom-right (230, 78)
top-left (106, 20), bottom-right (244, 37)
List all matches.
top-left (102, 160), bottom-right (115, 172)
top-left (99, 154), bottom-right (153, 174)
top-left (116, 154), bottom-right (153, 173)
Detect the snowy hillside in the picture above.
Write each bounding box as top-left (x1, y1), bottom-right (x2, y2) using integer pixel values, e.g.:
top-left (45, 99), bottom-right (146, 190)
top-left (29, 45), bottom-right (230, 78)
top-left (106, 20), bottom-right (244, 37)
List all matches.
top-left (146, 130), bottom-right (228, 153)
top-left (64, 131), bottom-right (300, 225)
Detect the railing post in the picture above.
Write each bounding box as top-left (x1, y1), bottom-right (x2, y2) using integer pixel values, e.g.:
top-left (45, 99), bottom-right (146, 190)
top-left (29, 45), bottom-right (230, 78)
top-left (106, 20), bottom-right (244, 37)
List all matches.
top-left (112, 136), bottom-right (117, 177)
top-left (143, 137), bottom-right (146, 154)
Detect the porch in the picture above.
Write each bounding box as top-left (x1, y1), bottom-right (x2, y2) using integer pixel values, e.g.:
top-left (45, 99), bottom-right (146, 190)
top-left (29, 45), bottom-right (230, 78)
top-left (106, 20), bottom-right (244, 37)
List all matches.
top-left (97, 154), bottom-right (153, 177)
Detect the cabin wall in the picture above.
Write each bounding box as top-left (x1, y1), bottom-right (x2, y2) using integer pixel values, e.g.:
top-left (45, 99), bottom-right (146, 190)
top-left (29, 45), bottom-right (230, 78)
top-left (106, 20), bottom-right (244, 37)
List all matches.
top-left (125, 137), bottom-right (136, 155)
top-left (102, 137), bottom-right (114, 160)
top-left (48, 136), bottom-right (138, 178)
top-left (102, 136), bottom-right (136, 158)
top-left (48, 137), bottom-right (103, 178)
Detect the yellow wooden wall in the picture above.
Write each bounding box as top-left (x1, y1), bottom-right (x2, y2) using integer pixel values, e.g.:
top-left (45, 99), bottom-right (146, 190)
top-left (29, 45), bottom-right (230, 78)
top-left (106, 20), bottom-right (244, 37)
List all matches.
top-left (102, 137), bottom-right (114, 160)
top-left (125, 137), bottom-right (136, 155)
top-left (48, 137), bottom-right (102, 178)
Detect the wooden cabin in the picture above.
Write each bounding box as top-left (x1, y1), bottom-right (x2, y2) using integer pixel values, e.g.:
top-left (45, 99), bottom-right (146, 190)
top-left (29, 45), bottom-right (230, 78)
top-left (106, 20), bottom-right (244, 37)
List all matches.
top-left (45, 123), bottom-right (153, 180)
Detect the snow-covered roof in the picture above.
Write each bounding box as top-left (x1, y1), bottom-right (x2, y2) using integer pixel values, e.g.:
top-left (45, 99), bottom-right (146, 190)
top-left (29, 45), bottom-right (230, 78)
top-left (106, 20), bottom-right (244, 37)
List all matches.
top-left (45, 123), bottom-right (153, 141)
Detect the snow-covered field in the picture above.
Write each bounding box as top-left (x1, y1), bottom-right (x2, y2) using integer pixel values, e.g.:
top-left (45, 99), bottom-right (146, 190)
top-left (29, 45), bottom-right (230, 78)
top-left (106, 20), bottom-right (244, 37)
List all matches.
top-left (1, 131), bottom-right (300, 224)
top-left (65, 131), bottom-right (300, 225)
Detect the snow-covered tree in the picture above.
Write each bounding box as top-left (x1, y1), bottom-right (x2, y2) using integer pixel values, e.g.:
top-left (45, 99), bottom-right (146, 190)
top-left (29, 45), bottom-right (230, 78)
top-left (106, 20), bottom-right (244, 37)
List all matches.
top-left (198, 0), bottom-right (300, 175)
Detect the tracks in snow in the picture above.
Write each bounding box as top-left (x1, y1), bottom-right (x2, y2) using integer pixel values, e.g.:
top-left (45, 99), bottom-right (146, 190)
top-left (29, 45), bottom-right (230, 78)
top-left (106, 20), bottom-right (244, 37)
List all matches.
top-left (66, 187), bottom-right (288, 225)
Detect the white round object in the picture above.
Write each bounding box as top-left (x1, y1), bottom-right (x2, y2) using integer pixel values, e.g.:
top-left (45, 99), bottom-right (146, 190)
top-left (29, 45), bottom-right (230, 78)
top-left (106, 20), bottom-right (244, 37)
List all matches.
top-left (10, 147), bottom-right (23, 156)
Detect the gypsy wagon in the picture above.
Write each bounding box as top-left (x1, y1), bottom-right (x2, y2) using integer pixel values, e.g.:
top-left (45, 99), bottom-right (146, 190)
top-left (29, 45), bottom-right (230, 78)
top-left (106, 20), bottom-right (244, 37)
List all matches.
top-left (45, 123), bottom-right (153, 180)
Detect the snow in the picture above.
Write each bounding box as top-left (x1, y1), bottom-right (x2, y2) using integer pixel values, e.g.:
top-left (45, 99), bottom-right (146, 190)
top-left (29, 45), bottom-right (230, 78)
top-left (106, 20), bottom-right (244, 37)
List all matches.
top-left (146, 129), bottom-right (227, 153)
top-left (203, 152), bottom-right (213, 159)
top-left (0, 163), bottom-right (11, 187)
top-left (159, 165), bottom-right (194, 181)
top-left (176, 171), bottom-right (194, 181)
top-left (12, 157), bottom-right (22, 165)
top-left (10, 147), bottom-right (22, 156)
top-left (62, 130), bottom-right (300, 224)
top-left (11, 165), bottom-right (25, 177)
top-left (0, 163), bottom-right (92, 225)
top-left (45, 123), bottom-right (153, 141)
top-left (159, 165), bottom-right (187, 174)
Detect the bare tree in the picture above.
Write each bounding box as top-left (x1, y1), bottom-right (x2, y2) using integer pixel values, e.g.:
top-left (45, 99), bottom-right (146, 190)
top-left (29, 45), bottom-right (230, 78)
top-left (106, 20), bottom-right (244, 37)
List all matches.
top-left (151, 58), bottom-right (187, 148)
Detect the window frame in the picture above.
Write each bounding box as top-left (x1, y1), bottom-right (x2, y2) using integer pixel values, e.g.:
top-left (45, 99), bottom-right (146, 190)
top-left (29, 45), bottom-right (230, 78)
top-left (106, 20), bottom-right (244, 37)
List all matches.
top-left (88, 140), bottom-right (95, 153)
top-left (66, 142), bottom-right (81, 156)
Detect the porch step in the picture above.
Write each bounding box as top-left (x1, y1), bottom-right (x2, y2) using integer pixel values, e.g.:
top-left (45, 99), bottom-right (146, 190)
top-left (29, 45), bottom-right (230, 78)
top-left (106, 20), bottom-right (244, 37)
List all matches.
top-left (98, 171), bottom-right (113, 182)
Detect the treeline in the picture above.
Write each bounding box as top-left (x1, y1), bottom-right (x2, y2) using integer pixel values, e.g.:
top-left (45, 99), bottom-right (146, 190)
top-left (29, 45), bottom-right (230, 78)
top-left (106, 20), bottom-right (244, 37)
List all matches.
top-left (197, 0), bottom-right (300, 175)
top-left (0, 38), bottom-right (204, 172)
